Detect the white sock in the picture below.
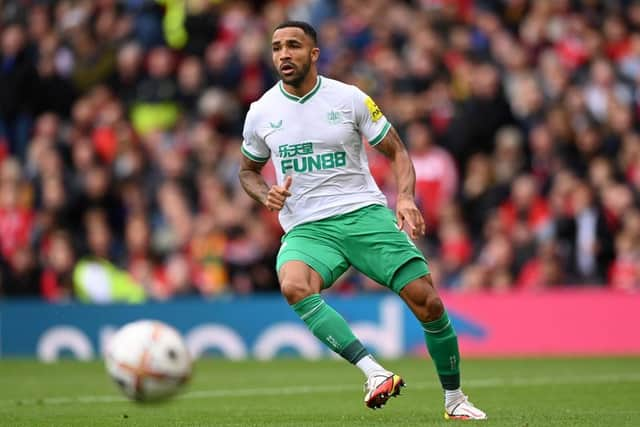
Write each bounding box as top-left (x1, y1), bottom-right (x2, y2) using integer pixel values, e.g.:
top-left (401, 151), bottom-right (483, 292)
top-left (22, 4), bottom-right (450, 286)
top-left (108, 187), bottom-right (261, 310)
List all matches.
top-left (444, 388), bottom-right (464, 407)
top-left (355, 355), bottom-right (386, 377)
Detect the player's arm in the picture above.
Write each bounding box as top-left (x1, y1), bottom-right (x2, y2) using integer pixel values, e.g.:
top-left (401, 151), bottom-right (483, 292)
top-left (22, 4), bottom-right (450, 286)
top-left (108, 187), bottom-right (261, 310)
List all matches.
top-left (374, 127), bottom-right (426, 239)
top-left (239, 156), bottom-right (292, 211)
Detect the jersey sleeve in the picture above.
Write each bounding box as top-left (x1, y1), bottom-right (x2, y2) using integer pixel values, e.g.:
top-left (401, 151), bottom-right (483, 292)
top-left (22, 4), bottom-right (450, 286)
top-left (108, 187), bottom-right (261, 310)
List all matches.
top-left (241, 106), bottom-right (271, 163)
top-left (352, 86), bottom-right (392, 147)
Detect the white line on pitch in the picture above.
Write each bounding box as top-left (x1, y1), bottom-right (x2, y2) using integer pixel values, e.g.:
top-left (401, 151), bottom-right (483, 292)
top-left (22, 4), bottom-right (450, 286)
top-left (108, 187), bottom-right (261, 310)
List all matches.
top-left (3, 373), bottom-right (640, 407)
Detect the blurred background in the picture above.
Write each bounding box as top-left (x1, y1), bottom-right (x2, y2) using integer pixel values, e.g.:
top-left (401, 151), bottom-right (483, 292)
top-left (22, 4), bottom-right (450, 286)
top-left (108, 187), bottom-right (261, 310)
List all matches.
top-left (2, 0), bottom-right (640, 301)
top-left (0, 0), bottom-right (639, 360)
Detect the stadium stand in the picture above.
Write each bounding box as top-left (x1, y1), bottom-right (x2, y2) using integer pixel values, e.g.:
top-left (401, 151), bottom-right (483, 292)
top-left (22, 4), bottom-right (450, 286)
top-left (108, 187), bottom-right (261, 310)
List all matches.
top-left (0, 0), bottom-right (639, 301)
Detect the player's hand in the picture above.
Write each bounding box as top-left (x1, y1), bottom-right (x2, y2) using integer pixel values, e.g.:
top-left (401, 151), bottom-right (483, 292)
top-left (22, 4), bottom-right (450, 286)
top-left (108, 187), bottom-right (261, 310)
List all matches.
top-left (396, 194), bottom-right (426, 239)
top-left (265, 175), bottom-right (292, 211)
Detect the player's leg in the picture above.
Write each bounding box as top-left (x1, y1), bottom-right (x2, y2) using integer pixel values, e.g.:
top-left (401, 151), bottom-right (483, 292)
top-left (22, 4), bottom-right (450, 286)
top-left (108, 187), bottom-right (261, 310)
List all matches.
top-left (398, 271), bottom-right (487, 420)
top-left (342, 205), bottom-right (485, 418)
top-left (279, 260), bottom-right (369, 363)
top-left (277, 231), bottom-right (391, 404)
top-left (328, 206), bottom-right (417, 408)
top-left (398, 272), bottom-right (457, 390)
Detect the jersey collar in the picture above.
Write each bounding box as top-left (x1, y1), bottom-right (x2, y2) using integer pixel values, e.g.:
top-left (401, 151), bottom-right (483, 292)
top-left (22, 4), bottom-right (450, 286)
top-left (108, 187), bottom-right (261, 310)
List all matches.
top-left (278, 76), bottom-right (322, 104)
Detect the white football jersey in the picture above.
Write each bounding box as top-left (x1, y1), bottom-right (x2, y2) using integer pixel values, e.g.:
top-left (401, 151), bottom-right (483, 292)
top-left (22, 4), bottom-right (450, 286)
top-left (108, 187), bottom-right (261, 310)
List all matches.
top-left (241, 76), bottom-right (391, 232)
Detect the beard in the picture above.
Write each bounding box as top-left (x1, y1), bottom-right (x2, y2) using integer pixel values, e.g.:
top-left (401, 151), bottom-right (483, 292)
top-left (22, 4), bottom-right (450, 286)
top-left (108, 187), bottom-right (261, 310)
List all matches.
top-left (278, 56), bottom-right (312, 87)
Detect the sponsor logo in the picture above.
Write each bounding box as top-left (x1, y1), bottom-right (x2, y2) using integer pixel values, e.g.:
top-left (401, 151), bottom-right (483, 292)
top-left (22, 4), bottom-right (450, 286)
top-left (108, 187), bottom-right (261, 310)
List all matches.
top-left (278, 142), bottom-right (346, 174)
top-left (326, 335), bottom-right (340, 350)
top-left (278, 142), bottom-right (314, 157)
top-left (364, 97), bottom-right (383, 122)
top-left (30, 298), bottom-right (405, 361)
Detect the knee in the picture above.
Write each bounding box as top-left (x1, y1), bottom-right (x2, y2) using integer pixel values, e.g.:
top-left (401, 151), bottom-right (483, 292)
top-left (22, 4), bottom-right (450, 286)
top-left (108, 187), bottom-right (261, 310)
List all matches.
top-left (421, 275), bottom-right (445, 321)
top-left (424, 295), bottom-right (445, 322)
top-left (402, 276), bottom-right (446, 322)
top-left (414, 295), bottom-right (444, 322)
top-left (280, 277), bottom-right (314, 304)
top-left (278, 261), bottom-right (323, 304)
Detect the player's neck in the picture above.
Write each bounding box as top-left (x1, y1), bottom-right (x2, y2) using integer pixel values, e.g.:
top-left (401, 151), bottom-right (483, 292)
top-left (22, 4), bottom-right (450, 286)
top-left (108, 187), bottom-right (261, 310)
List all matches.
top-left (282, 71), bottom-right (319, 98)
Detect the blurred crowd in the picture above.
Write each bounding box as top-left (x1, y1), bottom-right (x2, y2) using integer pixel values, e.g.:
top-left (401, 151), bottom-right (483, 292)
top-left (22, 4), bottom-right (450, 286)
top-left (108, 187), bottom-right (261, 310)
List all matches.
top-left (1, 0), bottom-right (639, 302)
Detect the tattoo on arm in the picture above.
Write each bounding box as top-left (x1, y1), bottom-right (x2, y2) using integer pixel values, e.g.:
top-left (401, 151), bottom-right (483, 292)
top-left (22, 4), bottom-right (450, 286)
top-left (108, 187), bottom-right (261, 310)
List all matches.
top-left (238, 155), bottom-right (270, 206)
top-left (373, 126), bottom-right (416, 198)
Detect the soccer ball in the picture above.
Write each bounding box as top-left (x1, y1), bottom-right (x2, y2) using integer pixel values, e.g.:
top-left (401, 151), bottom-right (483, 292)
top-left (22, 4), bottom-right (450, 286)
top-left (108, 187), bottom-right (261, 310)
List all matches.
top-left (105, 320), bottom-right (192, 402)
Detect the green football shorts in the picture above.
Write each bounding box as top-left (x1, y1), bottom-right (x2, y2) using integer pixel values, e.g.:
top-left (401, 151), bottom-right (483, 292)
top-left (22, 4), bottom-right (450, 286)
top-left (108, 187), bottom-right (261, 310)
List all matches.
top-left (276, 204), bottom-right (429, 294)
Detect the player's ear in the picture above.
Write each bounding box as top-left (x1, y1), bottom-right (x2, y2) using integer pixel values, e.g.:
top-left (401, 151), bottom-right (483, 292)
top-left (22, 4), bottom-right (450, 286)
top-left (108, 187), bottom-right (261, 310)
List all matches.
top-left (311, 47), bottom-right (320, 62)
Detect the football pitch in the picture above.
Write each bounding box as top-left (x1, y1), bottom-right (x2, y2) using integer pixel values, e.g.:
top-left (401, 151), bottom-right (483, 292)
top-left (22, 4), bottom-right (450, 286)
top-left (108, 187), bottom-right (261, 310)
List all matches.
top-left (0, 357), bottom-right (638, 426)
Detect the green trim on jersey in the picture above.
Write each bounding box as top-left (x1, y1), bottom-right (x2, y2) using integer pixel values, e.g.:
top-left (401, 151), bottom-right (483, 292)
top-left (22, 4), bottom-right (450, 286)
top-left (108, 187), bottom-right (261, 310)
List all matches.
top-left (368, 121), bottom-right (391, 146)
top-left (241, 145), bottom-right (269, 163)
top-left (278, 77), bottom-right (322, 104)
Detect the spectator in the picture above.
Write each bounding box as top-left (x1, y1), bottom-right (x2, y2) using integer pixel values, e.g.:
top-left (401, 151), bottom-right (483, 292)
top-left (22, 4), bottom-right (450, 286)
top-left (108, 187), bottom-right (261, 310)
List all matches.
top-left (177, 56), bottom-right (206, 115)
top-left (459, 153), bottom-right (505, 242)
top-left (0, 245), bottom-right (40, 297)
top-left (448, 60), bottom-right (515, 168)
top-left (40, 229), bottom-right (76, 302)
top-left (493, 126), bottom-right (526, 188)
top-left (619, 32), bottom-right (640, 82)
top-left (553, 181), bottom-right (614, 284)
top-left (152, 179), bottom-right (193, 256)
top-left (108, 42), bottom-right (145, 110)
top-left (82, 208), bottom-right (120, 261)
top-left (183, 0), bottom-right (219, 56)
top-left (123, 212), bottom-right (156, 273)
top-left (131, 47), bottom-right (179, 135)
top-left (407, 120), bottom-right (458, 230)
top-left (517, 240), bottom-right (565, 291)
top-left (508, 74), bottom-right (545, 133)
top-left (583, 58), bottom-right (632, 124)
top-left (609, 230), bottom-right (640, 291)
top-left (72, 255), bottom-right (145, 304)
top-left (0, 24), bottom-right (38, 160)
top-left (438, 213), bottom-right (472, 288)
top-left (69, 26), bottom-right (116, 93)
top-left (475, 233), bottom-right (515, 292)
top-left (600, 181), bottom-right (635, 234)
top-left (528, 122), bottom-right (561, 190)
top-left (190, 213), bottom-right (229, 296)
top-left (204, 41), bottom-right (242, 92)
top-left (498, 174), bottom-right (550, 239)
top-left (33, 175), bottom-right (74, 244)
top-left (235, 29), bottom-right (276, 107)
top-left (34, 44), bottom-right (76, 117)
top-left (75, 163), bottom-right (123, 233)
top-left (0, 158), bottom-right (33, 262)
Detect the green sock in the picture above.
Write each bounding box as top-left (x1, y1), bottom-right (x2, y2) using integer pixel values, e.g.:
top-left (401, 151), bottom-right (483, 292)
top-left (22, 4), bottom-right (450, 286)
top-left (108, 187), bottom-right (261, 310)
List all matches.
top-left (422, 311), bottom-right (461, 390)
top-left (292, 294), bottom-right (368, 364)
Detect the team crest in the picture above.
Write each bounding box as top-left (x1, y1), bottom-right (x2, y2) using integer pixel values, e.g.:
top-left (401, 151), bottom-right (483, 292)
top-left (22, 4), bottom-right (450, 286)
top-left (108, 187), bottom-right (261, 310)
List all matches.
top-left (326, 110), bottom-right (342, 124)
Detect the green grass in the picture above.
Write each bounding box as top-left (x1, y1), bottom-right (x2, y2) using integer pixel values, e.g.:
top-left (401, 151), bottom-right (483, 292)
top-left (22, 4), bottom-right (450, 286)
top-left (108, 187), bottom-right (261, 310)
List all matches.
top-left (0, 357), bottom-right (638, 426)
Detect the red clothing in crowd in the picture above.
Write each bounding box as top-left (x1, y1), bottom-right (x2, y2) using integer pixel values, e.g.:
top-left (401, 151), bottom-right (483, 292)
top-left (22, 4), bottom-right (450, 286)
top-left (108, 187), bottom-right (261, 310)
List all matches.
top-left (0, 207), bottom-right (33, 259)
top-left (609, 257), bottom-right (639, 291)
top-left (498, 197), bottom-right (550, 234)
top-left (412, 147), bottom-right (458, 227)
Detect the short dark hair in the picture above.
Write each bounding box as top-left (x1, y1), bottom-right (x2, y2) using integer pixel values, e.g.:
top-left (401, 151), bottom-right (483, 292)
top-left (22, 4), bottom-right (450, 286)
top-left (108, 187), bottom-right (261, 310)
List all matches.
top-left (274, 20), bottom-right (318, 46)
